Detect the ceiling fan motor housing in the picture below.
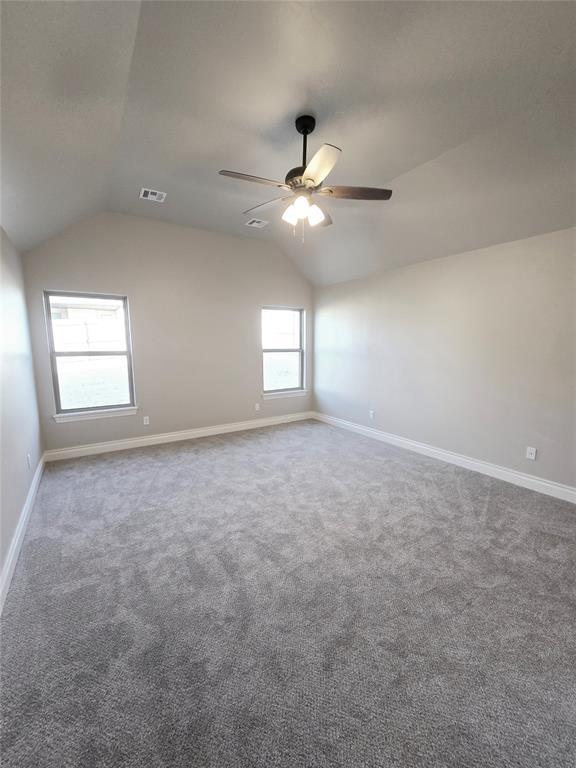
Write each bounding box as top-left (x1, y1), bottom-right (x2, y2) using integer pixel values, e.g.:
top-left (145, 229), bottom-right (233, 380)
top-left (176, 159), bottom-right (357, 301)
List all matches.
top-left (285, 165), bottom-right (305, 185)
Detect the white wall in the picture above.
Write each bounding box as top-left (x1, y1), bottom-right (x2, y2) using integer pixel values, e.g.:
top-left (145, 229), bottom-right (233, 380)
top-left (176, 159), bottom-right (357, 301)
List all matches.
top-left (23, 213), bottom-right (313, 451)
top-left (314, 229), bottom-right (575, 487)
top-left (19, 214), bottom-right (575, 486)
top-left (1, 228), bottom-right (43, 571)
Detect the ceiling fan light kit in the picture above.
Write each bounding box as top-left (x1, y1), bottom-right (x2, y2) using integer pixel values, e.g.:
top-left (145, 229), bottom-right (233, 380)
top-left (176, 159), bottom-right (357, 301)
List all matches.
top-left (219, 114), bottom-right (392, 230)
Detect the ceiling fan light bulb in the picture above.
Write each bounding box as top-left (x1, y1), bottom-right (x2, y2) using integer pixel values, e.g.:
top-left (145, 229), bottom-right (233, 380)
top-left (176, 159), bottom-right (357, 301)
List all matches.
top-left (293, 195), bottom-right (310, 219)
top-left (307, 204), bottom-right (325, 227)
top-left (282, 204), bottom-right (299, 226)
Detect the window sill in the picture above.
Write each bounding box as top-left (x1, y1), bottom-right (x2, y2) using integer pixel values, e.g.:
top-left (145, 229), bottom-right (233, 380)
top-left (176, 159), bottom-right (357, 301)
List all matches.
top-left (262, 390), bottom-right (308, 400)
top-left (53, 406), bottom-right (139, 423)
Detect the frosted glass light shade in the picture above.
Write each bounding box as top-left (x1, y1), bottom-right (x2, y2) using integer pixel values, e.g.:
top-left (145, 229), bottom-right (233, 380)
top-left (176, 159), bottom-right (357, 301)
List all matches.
top-left (282, 204), bottom-right (299, 225)
top-left (307, 204), bottom-right (325, 226)
top-left (293, 195), bottom-right (310, 219)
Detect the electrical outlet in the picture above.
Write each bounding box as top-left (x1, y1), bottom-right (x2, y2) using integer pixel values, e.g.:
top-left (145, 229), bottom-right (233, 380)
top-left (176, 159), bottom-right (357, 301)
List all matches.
top-left (143, 416), bottom-right (150, 426)
top-left (26, 452), bottom-right (32, 469)
top-left (525, 446), bottom-right (537, 461)
top-left (255, 403), bottom-right (260, 412)
top-left (369, 410), bottom-right (375, 420)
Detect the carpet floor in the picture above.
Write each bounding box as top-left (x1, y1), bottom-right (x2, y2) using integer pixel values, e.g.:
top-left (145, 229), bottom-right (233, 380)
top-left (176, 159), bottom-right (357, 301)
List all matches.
top-left (1, 420), bottom-right (575, 767)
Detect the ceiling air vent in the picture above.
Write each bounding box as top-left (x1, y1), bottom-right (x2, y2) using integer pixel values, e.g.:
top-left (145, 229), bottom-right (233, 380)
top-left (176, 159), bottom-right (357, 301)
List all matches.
top-left (245, 218), bottom-right (268, 229)
top-left (140, 188), bottom-right (166, 202)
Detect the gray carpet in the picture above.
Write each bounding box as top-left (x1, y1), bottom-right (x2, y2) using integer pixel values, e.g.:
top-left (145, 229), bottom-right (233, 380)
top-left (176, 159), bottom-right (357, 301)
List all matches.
top-left (1, 420), bottom-right (575, 767)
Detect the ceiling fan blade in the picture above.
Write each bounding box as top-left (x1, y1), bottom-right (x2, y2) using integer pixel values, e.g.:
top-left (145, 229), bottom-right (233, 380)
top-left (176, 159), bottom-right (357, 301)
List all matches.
top-left (318, 186), bottom-right (392, 200)
top-left (303, 144), bottom-right (341, 186)
top-left (242, 196), bottom-right (292, 216)
top-left (219, 170), bottom-right (290, 190)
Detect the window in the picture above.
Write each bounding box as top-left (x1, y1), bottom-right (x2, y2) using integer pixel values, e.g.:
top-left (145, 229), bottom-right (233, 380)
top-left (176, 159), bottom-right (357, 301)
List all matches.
top-left (261, 308), bottom-right (304, 393)
top-left (44, 291), bottom-right (135, 414)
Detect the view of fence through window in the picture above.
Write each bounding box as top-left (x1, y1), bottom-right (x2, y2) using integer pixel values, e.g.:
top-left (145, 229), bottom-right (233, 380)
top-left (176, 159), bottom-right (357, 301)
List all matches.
top-left (46, 293), bottom-right (133, 411)
top-left (261, 308), bottom-right (304, 392)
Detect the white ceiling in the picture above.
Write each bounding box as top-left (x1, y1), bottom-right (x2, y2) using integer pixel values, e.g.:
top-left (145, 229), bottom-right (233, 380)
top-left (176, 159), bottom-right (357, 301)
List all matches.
top-left (2, 1), bottom-right (575, 285)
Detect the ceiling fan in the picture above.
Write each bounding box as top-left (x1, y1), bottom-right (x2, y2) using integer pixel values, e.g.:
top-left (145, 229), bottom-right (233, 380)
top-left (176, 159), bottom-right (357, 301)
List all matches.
top-left (219, 114), bottom-right (392, 228)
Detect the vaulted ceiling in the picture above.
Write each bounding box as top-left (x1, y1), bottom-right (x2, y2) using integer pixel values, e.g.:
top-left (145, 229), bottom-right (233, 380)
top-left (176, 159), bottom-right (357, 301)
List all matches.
top-left (2, 1), bottom-right (575, 285)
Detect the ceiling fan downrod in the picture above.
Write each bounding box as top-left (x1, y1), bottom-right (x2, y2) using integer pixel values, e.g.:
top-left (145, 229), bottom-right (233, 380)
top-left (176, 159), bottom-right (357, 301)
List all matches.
top-left (284, 115), bottom-right (317, 185)
top-left (295, 114), bottom-right (316, 167)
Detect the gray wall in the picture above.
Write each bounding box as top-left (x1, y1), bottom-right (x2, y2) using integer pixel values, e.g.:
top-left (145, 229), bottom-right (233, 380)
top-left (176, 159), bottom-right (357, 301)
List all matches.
top-left (1, 229), bottom-right (43, 570)
top-left (314, 229), bottom-right (575, 486)
top-left (23, 213), bottom-right (313, 451)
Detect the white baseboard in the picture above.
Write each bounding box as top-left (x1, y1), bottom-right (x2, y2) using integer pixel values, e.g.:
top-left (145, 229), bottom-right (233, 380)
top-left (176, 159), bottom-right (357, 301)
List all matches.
top-left (44, 411), bottom-right (316, 462)
top-left (0, 458), bottom-right (45, 615)
top-left (313, 412), bottom-right (576, 504)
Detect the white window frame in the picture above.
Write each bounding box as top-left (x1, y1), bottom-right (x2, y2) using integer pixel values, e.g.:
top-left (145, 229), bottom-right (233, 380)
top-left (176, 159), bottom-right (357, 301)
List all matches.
top-left (261, 306), bottom-right (305, 394)
top-left (44, 290), bottom-right (136, 416)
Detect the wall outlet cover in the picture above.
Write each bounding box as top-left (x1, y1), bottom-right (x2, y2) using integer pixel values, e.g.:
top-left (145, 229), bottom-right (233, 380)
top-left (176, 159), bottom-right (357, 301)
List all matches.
top-left (525, 446), bottom-right (537, 460)
top-left (143, 416), bottom-right (150, 425)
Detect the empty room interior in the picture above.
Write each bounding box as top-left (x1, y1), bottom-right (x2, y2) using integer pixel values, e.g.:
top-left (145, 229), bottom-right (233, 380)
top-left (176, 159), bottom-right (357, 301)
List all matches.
top-left (1, 2), bottom-right (575, 766)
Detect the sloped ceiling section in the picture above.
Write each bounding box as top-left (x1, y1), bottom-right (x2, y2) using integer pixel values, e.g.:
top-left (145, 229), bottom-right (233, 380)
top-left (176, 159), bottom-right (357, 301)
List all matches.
top-left (2, 1), bottom-right (575, 285)
top-left (1, 1), bottom-right (142, 252)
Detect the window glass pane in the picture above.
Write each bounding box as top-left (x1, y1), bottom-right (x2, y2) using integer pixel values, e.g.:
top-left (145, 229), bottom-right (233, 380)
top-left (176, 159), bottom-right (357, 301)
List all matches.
top-left (262, 309), bottom-right (301, 350)
top-left (56, 355), bottom-right (131, 410)
top-left (48, 295), bottom-right (127, 352)
top-left (263, 351), bottom-right (301, 391)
